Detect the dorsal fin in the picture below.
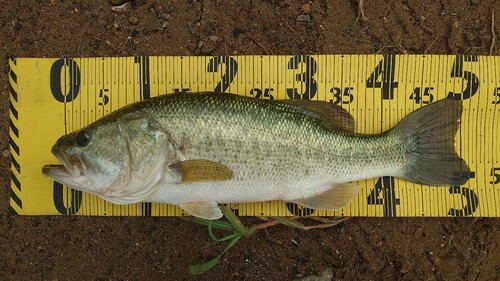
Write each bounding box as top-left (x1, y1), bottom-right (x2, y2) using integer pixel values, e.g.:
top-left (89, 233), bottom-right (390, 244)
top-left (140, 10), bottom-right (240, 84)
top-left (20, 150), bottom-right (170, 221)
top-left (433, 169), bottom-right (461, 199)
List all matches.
top-left (282, 100), bottom-right (355, 132)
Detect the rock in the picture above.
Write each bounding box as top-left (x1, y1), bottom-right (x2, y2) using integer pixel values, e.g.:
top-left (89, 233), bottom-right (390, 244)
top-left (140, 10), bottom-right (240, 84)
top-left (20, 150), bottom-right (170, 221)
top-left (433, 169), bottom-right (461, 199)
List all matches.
top-left (209, 36), bottom-right (218, 42)
top-left (2, 149), bottom-right (11, 159)
top-left (302, 3), bottom-right (311, 14)
top-left (232, 28), bottom-right (243, 38)
top-left (293, 268), bottom-right (333, 281)
top-left (157, 13), bottom-right (170, 20)
top-left (128, 16), bottom-right (139, 25)
top-left (161, 21), bottom-right (168, 29)
top-left (13, 21), bottom-right (22, 32)
top-left (111, 1), bottom-right (131, 12)
top-left (413, 227), bottom-right (425, 239)
top-left (296, 14), bottom-right (311, 22)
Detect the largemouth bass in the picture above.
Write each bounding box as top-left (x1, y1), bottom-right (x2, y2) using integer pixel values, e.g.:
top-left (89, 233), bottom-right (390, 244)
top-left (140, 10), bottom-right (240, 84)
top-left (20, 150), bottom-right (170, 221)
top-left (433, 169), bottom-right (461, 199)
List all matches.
top-left (42, 92), bottom-right (470, 219)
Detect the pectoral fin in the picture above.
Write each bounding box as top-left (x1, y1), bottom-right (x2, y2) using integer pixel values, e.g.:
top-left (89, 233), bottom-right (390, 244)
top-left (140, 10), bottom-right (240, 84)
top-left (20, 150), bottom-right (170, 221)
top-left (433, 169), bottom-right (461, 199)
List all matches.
top-left (180, 201), bottom-right (222, 220)
top-left (170, 160), bottom-right (233, 183)
top-left (291, 183), bottom-right (359, 210)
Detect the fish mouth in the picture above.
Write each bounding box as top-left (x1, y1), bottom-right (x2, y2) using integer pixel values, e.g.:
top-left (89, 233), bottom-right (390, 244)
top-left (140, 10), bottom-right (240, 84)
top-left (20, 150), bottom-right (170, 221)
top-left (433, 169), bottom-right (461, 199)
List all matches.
top-left (42, 150), bottom-right (86, 179)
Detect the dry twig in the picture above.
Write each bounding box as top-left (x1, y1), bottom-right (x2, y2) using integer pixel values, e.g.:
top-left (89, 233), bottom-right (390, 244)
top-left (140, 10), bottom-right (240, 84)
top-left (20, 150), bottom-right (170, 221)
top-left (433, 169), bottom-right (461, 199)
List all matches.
top-left (243, 32), bottom-right (272, 55)
top-left (490, 8), bottom-right (496, 55)
top-left (358, 0), bottom-right (368, 22)
top-left (424, 34), bottom-right (441, 54)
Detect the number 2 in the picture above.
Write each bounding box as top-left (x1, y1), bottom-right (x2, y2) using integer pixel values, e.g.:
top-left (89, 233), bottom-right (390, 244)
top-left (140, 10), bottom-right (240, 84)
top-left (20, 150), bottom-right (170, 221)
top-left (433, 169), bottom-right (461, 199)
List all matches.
top-left (207, 56), bottom-right (238, 93)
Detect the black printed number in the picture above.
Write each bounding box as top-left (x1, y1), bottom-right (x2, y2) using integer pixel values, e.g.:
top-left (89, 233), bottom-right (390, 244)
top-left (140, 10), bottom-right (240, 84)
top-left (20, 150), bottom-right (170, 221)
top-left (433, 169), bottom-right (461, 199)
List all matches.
top-left (492, 87), bottom-right (500, 104)
top-left (98, 89), bottom-right (109, 105)
top-left (207, 56), bottom-right (238, 93)
top-left (50, 58), bottom-right (81, 102)
top-left (409, 87), bottom-right (434, 104)
top-left (367, 177), bottom-right (400, 217)
top-left (53, 181), bottom-right (82, 215)
top-left (448, 186), bottom-right (479, 217)
top-left (250, 88), bottom-right (275, 99)
top-left (330, 87), bottom-right (354, 104)
top-left (366, 55), bottom-right (398, 100)
top-left (286, 55), bottom-right (317, 99)
top-left (490, 167), bottom-right (500, 184)
top-left (447, 55), bottom-right (479, 100)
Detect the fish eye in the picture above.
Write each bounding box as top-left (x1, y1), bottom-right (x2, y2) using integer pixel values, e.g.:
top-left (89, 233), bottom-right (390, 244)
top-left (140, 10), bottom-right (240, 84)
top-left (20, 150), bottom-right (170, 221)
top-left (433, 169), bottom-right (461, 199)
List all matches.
top-left (75, 130), bottom-right (91, 147)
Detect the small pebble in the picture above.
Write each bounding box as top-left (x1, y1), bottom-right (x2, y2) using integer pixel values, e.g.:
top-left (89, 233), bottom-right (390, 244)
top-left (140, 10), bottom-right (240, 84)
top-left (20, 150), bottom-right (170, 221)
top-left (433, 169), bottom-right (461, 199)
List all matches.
top-left (154, 3), bottom-right (163, 12)
top-left (13, 22), bottom-right (22, 32)
top-left (2, 149), bottom-right (11, 158)
top-left (111, 1), bottom-right (131, 12)
top-left (232, 27), bottom-right (243, 38)
top-left (128, 16), bottom-right (139, 25)
top-left (157, 12), bottom-right (170, 20)
top-left (296, 15), bottom-right (311, 22)
top-left (209, 35), bottom-right (218, 42)
top-left (302, 3), bottom-right (311, 14)
top-left (293, 268), bottom-right (333, 281)
top-left (161, 21), bottom-right (168, 29)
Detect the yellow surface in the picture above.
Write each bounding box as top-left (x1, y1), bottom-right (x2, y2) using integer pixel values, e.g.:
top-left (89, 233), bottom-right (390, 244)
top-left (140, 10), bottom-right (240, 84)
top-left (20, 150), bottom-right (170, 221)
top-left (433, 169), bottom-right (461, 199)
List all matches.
top-left (8, 55), bottom-right (500, 217)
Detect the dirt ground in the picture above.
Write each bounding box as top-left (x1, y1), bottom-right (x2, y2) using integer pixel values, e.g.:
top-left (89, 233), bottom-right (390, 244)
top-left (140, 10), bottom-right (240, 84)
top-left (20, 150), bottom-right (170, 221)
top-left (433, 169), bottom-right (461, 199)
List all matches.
top-left (0, 0), bottom-right (499, 280)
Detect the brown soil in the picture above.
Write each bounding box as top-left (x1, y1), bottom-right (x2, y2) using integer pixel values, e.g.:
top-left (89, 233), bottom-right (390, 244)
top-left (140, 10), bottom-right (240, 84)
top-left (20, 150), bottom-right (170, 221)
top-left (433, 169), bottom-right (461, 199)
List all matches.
top-left (0, 0), bottom-right (499, 280)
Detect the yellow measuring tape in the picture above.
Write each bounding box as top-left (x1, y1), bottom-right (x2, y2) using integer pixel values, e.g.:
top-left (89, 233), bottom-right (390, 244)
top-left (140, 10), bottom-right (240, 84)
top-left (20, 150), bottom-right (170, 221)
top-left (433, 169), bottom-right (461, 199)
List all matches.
top-left (8, 55), bottom-right (500, 217)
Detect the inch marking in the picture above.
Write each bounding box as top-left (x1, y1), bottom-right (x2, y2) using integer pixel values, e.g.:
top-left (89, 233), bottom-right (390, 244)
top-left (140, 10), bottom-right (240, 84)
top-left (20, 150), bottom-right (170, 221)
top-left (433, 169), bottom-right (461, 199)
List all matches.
top-left (367, 177), bottom-right (400, 217)
top-left (366, 54), bottom-right (398, 100)
top-left (207, 56), bottom-right (238, 93)
top-left (286, 55), bottom-right (317, 99)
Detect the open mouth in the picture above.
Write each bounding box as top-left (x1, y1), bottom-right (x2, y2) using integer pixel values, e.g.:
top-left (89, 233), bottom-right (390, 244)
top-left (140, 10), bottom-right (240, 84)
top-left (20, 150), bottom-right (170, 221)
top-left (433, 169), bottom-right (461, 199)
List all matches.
top-left (42, 150), bottom-right (85, 179)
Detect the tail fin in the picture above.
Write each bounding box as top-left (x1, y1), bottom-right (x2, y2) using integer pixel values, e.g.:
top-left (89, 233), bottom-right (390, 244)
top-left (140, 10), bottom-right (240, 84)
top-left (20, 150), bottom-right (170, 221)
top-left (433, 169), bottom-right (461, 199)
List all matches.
top-left (395, 98), bottom-right (470, 186)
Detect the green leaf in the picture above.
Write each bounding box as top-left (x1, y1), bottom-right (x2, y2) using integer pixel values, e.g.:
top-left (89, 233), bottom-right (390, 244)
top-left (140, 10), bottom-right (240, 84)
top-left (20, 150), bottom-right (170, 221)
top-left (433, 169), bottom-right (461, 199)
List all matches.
top-left (189, 256), bottom-right (221, 275)
top-left (270, 216), bottom-right (308, 230)
top-left (221, 205), bottom-right (255, 236)
top-left (189, 234), bottom-right (243, 275)
top-left (189, 217), bottom-right (235, 231)
top-left (208, 221), bottom-right (240, 243)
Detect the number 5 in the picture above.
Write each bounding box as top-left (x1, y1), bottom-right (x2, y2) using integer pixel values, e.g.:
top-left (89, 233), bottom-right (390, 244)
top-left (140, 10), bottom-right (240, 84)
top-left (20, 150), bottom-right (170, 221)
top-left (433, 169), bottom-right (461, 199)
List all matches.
top-left (447, 55), bottom-right (479, 100)
top-left (490, 167), bottom-right (500, 184)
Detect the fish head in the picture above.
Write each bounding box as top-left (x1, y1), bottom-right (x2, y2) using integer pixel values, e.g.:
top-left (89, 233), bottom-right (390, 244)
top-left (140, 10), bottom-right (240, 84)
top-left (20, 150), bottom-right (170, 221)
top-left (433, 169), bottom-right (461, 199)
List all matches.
top-left (43, 112), bottom-right (174, 203)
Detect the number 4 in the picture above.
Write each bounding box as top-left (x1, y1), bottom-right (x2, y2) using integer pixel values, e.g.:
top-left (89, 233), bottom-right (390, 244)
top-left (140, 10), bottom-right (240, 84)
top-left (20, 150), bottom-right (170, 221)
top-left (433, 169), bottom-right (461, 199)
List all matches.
top-left (366, 55), bottom-right (398, 100)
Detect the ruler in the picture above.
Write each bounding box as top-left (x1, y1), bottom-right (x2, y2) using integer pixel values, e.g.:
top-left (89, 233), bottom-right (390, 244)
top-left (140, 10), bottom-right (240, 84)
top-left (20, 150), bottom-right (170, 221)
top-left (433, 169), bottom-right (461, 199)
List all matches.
top-left (8, 55), bottom-right (500, 217)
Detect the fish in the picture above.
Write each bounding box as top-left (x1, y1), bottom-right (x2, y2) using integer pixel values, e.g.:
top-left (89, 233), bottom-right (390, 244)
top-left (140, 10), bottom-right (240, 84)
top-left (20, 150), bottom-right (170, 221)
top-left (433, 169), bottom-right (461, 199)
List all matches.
top-left (42, 92), bottom-right (470, 219)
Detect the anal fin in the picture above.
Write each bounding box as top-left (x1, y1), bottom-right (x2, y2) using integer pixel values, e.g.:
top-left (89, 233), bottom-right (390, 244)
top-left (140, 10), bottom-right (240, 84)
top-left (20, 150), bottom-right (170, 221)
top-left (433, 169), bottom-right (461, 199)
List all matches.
top-left (291, 183), bottom-right (359, 210)
top-left (180, 201), bottom-right (222, 220)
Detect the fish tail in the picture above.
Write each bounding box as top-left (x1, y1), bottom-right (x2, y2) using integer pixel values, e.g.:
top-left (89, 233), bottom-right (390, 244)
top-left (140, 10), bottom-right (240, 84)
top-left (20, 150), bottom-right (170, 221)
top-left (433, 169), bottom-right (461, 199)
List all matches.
top-left (394, 98), bottom-right (470, 186)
